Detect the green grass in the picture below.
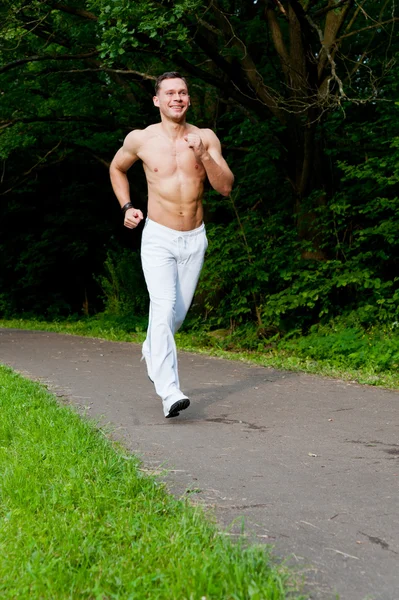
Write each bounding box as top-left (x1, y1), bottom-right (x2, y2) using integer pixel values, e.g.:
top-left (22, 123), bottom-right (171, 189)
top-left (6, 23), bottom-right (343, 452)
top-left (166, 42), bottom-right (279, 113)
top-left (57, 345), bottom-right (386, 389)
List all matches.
top-left (0, 365), bottom-right (304, 599)
top-left (175, 326), bottom-right (399, 390)
top-left (0, 315), bottom-right (145, 343)
top-left (1, 315), bottom-right (398, 389)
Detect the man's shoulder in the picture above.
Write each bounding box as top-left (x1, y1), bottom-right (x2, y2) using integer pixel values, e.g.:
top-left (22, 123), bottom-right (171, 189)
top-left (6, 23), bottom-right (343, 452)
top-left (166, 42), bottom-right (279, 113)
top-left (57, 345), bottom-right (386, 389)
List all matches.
top-left (124, 126), bottom-right (151, 142)
top-left (139, 123), bottom-right (162, 135)
top-left (123, 125), bottom-right (159, 152)
top-left (123, 128), bottom-right (143, 150)
top-left (189, 124), bottom-right (219, 141)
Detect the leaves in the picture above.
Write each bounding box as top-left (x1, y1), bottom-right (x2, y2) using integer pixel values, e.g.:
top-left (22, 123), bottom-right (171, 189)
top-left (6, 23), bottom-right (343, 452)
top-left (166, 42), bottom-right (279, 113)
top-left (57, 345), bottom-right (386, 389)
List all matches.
top-left (0, 0), bottom-right (398, 328)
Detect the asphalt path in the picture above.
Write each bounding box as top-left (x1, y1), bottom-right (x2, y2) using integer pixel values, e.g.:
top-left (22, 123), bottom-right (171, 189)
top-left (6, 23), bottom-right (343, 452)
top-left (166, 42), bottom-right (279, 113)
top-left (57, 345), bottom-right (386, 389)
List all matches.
top-left (0, 328), bottom-right (398, 600)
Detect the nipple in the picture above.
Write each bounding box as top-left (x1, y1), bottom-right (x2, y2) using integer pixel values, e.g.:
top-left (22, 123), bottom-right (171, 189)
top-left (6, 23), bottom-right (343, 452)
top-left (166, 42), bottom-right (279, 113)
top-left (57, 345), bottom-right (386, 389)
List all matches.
top-left (154, 168), bottom-right (158, 172)
top-left (195, 164), bottom-right (199, 169)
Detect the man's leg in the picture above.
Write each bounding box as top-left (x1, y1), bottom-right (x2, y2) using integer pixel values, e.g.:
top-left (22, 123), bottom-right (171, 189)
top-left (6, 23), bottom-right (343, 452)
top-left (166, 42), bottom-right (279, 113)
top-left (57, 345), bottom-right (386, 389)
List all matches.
top-left (164, 229), bottom-right (207, 417)
top-left (141, 220), bottom-right (189, 417)
top-left (174, 227), bottom-right (208, 333)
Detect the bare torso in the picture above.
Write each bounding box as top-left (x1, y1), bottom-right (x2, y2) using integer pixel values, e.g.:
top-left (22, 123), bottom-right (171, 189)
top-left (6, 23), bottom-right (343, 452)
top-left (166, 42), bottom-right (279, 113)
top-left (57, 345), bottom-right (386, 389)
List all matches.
top-left (136, 123), bottom-right (207, 231)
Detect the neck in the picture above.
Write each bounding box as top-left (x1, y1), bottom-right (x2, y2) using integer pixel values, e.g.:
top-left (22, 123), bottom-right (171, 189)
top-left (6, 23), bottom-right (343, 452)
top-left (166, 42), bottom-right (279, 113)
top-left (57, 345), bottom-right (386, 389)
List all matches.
top-left (160, 117), bottom-right (187, 140)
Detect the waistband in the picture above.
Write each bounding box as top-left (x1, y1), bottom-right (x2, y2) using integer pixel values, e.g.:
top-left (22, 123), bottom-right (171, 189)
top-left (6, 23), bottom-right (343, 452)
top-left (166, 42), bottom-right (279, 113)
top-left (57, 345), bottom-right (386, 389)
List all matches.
top-left (145, 218), bottom-right (205, 237)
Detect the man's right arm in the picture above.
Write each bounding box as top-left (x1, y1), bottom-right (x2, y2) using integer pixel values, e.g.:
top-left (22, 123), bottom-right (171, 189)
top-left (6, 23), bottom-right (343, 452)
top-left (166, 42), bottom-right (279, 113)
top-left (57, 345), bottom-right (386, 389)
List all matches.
top-left (109, 130), bottom-right (144, 229)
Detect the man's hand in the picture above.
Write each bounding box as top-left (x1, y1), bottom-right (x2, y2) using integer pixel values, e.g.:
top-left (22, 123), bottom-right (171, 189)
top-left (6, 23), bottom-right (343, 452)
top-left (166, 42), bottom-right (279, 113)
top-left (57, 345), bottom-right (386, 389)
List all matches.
top-left (124, 207), bottom-right (144, 229)
top-left (184, 133), bottom-right (206, 159)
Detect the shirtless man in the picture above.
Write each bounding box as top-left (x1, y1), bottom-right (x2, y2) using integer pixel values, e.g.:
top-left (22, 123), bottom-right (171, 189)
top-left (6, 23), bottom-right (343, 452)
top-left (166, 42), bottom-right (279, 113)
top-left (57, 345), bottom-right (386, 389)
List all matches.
top-left (109, 72), bottom-right (234, 418)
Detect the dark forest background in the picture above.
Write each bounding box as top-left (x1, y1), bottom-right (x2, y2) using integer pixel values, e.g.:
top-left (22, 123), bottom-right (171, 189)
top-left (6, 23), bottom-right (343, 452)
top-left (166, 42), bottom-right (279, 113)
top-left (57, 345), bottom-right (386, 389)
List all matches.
top-left (1, 0), bottom-right (398, 342)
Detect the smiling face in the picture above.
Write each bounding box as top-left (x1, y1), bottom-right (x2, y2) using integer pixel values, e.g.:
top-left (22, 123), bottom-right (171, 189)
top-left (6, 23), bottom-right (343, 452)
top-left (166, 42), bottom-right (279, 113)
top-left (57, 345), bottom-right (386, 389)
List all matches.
top-left (153, 78), bottom-right (190, 122)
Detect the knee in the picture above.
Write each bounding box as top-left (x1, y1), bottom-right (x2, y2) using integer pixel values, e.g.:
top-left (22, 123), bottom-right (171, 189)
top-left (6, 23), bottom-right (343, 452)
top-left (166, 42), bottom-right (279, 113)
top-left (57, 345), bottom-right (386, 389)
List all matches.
top-left (151, 300), bottom-right (175, 325)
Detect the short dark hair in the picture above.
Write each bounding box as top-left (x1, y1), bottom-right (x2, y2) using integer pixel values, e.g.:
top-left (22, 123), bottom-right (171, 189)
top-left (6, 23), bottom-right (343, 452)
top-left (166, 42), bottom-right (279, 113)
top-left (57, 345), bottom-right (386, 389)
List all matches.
top-left (155, 72), bottom-right (188, 95)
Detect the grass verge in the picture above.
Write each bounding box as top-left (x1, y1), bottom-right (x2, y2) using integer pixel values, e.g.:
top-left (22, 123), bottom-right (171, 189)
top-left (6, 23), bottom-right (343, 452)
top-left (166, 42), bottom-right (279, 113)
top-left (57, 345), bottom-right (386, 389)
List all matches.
top-left (0, 365), bottom-right (304, 599)
top-left (1, 316), bottom-right (398, 389)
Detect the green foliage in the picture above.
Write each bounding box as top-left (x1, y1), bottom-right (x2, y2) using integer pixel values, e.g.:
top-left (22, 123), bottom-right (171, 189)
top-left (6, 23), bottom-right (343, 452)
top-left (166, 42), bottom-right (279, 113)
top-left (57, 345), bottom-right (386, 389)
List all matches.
top-left (1, 0), bottom-right (398, 340)
top-left (278, 320), bottom-right (399, 374)
top-left (96, 0), bottom-right (202, 60)
top-left (197, 87), bottom-right (399, 333)
top-left (97, 248), bottom-right (149, 316)
top-left (197, 117), bottom-right (292, 327)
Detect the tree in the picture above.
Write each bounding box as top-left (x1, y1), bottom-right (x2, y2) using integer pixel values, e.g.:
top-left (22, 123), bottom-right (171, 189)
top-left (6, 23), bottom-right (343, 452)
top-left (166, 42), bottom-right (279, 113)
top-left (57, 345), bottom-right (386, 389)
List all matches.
top-left (95, 0), bottom-right (398, 254)
top-left (0, 0), bottom-right (398, 328)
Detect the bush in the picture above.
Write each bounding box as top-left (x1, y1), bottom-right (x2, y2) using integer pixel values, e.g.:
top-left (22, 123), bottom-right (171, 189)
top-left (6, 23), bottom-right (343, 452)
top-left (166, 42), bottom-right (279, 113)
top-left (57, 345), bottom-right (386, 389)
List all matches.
top-left (97, 249), bottom-right (148, 317)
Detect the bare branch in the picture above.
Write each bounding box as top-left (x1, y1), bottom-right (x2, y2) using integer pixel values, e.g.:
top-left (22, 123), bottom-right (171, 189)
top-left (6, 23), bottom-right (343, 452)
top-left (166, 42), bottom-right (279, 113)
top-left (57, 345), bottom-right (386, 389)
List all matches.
top-left (91, 154), bottom-right (110, 169)
top-left (208, 0), bottom-right (282, 119)
top-left (342, 0), bottom-right (392, 82)
top-left (52, 67), bottom-right (156, 80)
top-left (0, 141), bottom-right (63, 196)
top-left (196, 18), bottom-right (223, 37)
top-left (20, 22), bottom-right (73, 49)
top-left (0, 116), bottom-right (104, 131)
top-left (2, 11), bottom-right (51, 51)
top-left (272, 0), bottom-right (288, 19)
top-left (0, 51), bottom-right (99, 75)
top-left (336, 18), bottom-right (399, 42)
top-left (265, 6), bottom-right (291, 79)
top-left (316, 0), bottom-right (354, 79)
top-left (344, 0), bottom-right (371, 35)
top-left (306, 13), bottom-right (346, 100)
top-left (49, 3), bottom-right (98, 22)
top-left (312, 0), bottom-right (351, 19)
top-left (23, 140), bottom-right (62, 177)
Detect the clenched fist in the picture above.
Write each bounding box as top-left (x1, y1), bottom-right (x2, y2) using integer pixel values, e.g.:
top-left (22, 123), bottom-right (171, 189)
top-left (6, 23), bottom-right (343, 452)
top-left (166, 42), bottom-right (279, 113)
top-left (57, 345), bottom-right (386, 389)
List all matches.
top-left (184, 133), bottom-right (206, 159)
top-left (124, 207), bottom-right (144, 229)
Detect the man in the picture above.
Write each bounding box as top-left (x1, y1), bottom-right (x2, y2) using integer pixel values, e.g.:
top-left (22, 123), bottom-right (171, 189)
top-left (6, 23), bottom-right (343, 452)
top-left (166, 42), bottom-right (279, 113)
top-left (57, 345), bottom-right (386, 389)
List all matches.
top-left (109, 72), bottom-right (234, 418)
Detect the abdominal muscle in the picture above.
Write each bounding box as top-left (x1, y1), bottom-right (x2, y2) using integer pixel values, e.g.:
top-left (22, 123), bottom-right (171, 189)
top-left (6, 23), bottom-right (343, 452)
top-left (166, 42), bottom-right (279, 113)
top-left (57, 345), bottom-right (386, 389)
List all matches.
top-left (145, 169), bottom-right (205, 231)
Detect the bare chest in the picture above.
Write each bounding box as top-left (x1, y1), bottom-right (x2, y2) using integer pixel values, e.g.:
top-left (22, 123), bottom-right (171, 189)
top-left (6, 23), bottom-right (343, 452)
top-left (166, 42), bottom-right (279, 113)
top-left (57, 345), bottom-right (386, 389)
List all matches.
top-left (139, 136), bottom-right (205, 178)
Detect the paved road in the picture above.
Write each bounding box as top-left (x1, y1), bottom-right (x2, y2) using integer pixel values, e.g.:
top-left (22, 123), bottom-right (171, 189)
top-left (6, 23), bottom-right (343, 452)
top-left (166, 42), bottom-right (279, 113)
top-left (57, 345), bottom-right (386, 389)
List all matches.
top-left (0, 328), bottom-right (398, 600)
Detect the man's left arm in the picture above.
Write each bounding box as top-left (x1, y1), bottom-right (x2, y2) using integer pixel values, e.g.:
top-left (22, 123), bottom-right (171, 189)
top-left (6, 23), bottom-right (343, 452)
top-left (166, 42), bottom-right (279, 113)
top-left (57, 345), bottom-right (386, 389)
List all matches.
top-left (185, 129), bottom-right (234, 196)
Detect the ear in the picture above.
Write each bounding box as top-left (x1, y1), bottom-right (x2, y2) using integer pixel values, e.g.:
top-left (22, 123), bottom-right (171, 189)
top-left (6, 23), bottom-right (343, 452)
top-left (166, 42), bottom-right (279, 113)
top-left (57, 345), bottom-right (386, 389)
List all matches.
top-left (153, 96), bottom-right (159, 107)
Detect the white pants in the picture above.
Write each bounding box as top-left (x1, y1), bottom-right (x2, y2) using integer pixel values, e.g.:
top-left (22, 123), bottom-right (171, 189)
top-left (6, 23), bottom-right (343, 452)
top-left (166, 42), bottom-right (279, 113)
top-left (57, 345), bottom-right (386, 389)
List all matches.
top-left (140, 218), bottom-right (207, 404)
